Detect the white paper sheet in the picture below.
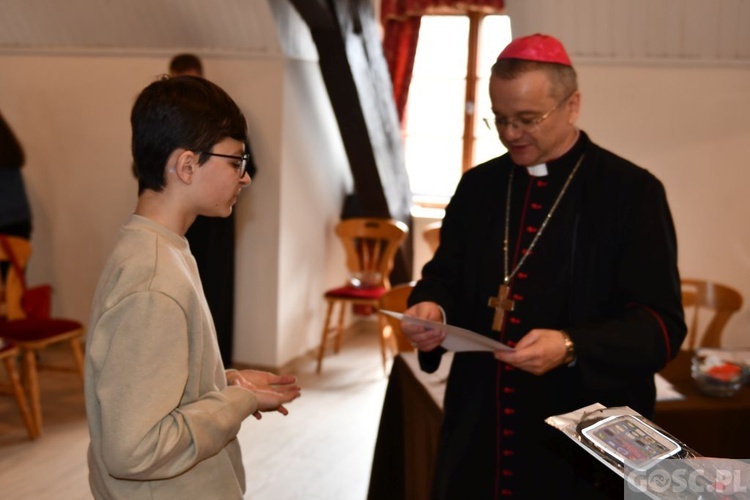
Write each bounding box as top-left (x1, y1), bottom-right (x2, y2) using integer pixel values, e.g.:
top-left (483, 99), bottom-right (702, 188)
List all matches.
top-left (654, 373), bottom-right (686, 401)
top-left (380, 310), bottom-right (514, 352)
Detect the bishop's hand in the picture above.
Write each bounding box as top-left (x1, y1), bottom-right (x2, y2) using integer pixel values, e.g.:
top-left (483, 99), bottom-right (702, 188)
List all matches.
top-left (493, 329), bottom-right (569, 375)
top-left (401, 301), bottom-right (446, 352)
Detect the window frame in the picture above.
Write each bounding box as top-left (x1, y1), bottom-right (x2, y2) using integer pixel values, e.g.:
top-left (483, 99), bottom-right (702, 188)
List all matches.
top-left (404, 11), bottom-right (505, 207)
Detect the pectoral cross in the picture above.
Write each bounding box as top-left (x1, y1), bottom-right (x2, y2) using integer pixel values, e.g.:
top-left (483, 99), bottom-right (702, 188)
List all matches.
top-left (488, 283), bottom-right (515, 332)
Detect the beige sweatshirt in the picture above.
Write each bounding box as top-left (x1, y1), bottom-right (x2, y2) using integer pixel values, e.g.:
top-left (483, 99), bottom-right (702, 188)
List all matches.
top-left (85, 214), bottom-right (257, 499)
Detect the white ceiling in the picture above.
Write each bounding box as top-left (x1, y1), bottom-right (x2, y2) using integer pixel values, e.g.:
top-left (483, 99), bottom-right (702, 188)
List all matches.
top-left (1, 0), bottom-right (748, 67)
top-left (0, 0), bottom-right (285, 57)
top-left (507, 0), bottom-right (750, 66)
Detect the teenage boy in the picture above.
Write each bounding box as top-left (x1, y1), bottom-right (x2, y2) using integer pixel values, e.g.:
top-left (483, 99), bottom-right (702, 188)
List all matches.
top-left (84, 75), bottom-right (300, 499)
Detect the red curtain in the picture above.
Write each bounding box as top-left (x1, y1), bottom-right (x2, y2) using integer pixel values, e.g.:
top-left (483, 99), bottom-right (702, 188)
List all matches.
top-left (380, 0), bottom-right (505, 123)
top-left (382, 16), bottom-right (421, 123)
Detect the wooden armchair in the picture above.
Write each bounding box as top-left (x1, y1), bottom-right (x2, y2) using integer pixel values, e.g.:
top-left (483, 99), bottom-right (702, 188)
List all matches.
top-left (317, 218), bottom-right (408, 373)
top-left (0, 235), bottom-right (85, 435)
top-left (681, 278), bottom-right (743, 349)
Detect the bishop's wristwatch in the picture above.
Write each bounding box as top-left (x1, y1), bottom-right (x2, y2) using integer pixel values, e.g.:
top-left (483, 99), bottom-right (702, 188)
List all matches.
top-left (560, 330), bottom-right (576, 365)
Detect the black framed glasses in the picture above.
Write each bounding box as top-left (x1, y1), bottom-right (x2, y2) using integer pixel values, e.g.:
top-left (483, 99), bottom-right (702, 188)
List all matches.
top-left (197, 151), bottom-right (252, 178)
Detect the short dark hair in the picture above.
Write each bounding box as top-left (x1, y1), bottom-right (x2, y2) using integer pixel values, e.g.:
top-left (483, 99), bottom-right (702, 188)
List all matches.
top-left (168, 53), bottom-right (203, 77)
top-left (131, 75), bottom-right (248, 194)
top-left (491, 59), bottom-right (578, 100)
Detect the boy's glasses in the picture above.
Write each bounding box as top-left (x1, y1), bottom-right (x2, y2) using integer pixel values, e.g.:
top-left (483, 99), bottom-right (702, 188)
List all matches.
top-left (198, 151), bottom-right (252, 178)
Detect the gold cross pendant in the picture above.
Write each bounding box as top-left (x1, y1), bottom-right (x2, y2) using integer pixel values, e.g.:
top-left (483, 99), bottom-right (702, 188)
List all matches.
top-left (488, 283), bottom-right (515, 332)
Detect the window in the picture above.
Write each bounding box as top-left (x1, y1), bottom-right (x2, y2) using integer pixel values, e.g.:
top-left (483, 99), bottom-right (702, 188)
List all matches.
top-left (403, 14), bottom-right (512, 205)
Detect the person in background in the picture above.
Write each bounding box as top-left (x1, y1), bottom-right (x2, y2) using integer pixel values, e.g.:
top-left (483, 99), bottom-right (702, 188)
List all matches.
top-left (169, 53), bottom-right (203, 77)
top-left (85, 75), bottom-right (299, 499)
top-left (168, 52), bottom-right (244, 368)
top-left (402, 34), bottom-right (686, 498)
top-left (0, 111), bottom-right (32, 239)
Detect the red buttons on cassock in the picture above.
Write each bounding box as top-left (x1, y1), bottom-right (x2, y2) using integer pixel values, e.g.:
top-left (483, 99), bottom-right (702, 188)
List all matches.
top-left (526, 226), bottom-right (538, 233)
top-left (503, 386), bottom-right (515, 394)
top-left (517, 272), bottom-right (528, 279)
top-left (502, 469), bottom-right (514, 477)
top-left (509, 317), bottom-right (521, 325)
top-left (536, 180), bottom-right (548, 187)
top-left (503, 428), bottom-right (515, 436)
top-left (503, 407), bottom-right (516, 415)
top-left (531, 202), bottom-right (543, 210)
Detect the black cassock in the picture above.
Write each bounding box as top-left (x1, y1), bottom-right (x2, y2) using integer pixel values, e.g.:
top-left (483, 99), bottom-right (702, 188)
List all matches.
top-left (409, 131), bottom-right (686, 499)
top-left (186, 213), bottom-right (235, 367)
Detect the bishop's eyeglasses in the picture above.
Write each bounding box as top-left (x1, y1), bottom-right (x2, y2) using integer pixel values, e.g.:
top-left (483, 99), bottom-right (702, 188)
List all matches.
top-left (197, 151), bottom-right (253, 179)
top-left (484, 90), bottom-right (575, 133)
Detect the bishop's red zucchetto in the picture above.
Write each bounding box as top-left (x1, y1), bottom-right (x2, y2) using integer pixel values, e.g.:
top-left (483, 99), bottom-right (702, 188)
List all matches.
top-left (497, 33), bottom-right (572, 67)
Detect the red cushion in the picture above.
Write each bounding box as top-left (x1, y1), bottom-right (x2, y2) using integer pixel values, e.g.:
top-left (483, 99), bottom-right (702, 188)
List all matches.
top-left (324, 285), bottom-right (387, 300)
top-left (0, 318), bottom-right (83, 342)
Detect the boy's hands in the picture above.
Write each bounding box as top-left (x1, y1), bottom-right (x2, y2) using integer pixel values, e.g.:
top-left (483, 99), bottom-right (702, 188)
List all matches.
top-left (227, 370), bottom-right (301, 420)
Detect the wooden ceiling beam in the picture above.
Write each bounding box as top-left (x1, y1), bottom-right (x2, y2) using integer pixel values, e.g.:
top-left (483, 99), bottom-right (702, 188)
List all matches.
top-left (289, 0), bottom-right (413, 283)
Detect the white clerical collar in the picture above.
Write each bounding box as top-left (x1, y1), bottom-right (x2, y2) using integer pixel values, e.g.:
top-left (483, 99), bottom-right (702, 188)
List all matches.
top-left (526, 163), bottom-right (548, 177)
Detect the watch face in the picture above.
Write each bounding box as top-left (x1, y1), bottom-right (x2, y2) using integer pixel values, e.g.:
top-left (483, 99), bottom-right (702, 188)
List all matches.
top-left (562, 332), bottom-right (574, 363)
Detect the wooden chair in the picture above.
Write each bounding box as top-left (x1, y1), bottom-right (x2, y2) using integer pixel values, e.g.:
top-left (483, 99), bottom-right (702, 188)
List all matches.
top-left (422, 221), bottom-right (441, 254)
top-left (378, 282), bottom-right (416, 371)
top-left (681, 278), bottom-right (743, 350)
top-left (0, 235), bottom-right (85, 435)
top-left (317, 218), bottom-right (408, 373)
top-left (0, 339), bottom-right (38, 438)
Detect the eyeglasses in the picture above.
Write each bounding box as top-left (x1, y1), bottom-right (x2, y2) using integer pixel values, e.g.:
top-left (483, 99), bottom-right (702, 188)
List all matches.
top-left (197, 151), bottom-right (252, 179)
top-left (484, 91), bottom-right (575, 133)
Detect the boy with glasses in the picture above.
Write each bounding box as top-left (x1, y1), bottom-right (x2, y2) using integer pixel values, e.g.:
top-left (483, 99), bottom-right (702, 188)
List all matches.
top-left (85, 75), bottom-right (300, 499)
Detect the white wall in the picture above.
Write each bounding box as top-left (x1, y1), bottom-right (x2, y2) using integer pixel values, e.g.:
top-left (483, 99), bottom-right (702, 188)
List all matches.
top-left (256, 57), bottom-right (352, 367)
top-left (576, 63), bottom-right (750, 347)
top-left (0, 48), bottom-right (352, 368)
top-left (227, 55), bottom-right (353, 368)
top-left (0, 54), bottom-right (147, 320)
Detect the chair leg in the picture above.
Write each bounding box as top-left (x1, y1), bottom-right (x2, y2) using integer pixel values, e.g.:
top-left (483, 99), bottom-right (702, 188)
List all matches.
top-left (2, 356), bottom-right (38, 439)
top-left (316, 300), bottom-right (335, 374)
top-left (378, 311), bottom-right (389, 374)
top-left (334, 301), bottom-right (347, 354)
top-left (69, 337), bottom-right (85, 379)
top-left (21, 349), bottom-right (43, 436)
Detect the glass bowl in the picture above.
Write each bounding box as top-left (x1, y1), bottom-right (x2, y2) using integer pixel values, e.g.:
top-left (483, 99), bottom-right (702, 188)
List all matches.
top-left (691, 350), bottom-right (748, 397)
top-left (349, 272), bottom-right (382, 288)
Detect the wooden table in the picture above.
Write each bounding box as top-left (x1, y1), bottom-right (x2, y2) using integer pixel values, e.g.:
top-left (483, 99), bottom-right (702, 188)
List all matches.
top-left (367, 350), bottom-right (750, 500)
top-left (651, 350), bottom-right (750, 458)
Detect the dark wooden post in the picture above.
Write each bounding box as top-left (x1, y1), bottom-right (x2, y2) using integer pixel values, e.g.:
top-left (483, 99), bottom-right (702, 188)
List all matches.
top-left (289, 0), bottom-right (413, 284)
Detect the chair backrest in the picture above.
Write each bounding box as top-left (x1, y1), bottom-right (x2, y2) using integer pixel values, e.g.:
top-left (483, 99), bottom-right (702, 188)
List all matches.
top-left (335, 218), bottom-right (409, 289)
top-left (378, 282), bottom-right (416, 353)
top-left (0, 235), bottom-right (32, 320)
top-left (422, 221), bottom-right (441, 254)
top-left (681, 278), bottom-right (743, 349)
